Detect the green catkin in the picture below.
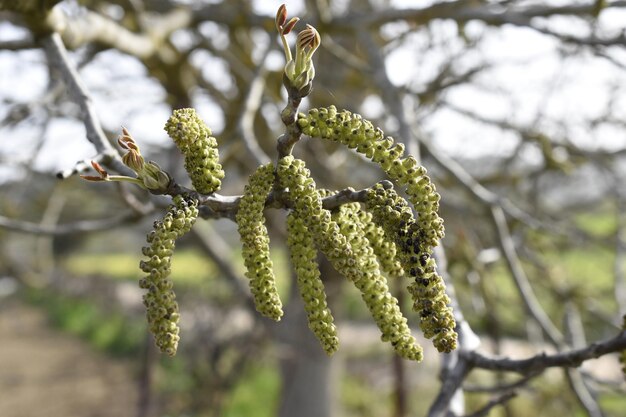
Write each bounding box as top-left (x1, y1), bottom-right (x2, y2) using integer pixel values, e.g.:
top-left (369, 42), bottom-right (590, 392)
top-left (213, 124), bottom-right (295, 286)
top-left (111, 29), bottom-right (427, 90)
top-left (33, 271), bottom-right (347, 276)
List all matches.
top-left (277, 157), bottom-right (355, 281)
top-left (277, 156), bottom-right (423, 360)
top-left (366, 183), bottom-right (457, 353)
top-left (333, 203), bottom-right (423, 361)
top-left (164, 108), bottom-right (225, 194)
top-left (286, 212), bottom-right (339, 354)
top-left (297, 105), bottom-right (444, 250)
top-left (236, 163), bottom-right (283, 321)
top-left (139, 195), bottom-right (198, 356)
top-left (358, 209), bottom-right (405, 279)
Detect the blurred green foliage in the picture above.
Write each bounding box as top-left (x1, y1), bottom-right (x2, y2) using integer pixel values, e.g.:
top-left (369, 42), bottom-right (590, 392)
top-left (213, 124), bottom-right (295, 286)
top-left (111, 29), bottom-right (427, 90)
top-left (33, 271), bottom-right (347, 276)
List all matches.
top-left (62, 247), bottom-right (293, 300)
top-left (62, 249), bottom-right (218, 286)
top-left (25, 289), bottom-right (145, 356)
top-left (222, 365), bottom-right (280, 417)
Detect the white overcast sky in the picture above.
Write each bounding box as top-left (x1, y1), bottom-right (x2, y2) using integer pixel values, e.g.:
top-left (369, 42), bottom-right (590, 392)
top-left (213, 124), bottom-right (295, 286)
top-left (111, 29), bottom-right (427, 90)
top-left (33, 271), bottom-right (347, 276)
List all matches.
top-left (1, 0), bottom-right (626, 175)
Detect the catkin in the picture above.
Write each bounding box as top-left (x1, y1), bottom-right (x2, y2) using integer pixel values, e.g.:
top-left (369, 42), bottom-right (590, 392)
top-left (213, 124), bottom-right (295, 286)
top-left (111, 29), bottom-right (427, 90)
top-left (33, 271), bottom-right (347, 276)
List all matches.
top-left (358, 209), bottom-right (404, 279)
top-left (164, 108), bottom-right (225, 194)
top-left (297, 105), bottom-right (444, 250)
top-left (277, 156), bottom-right (355, 277)
top-left (139, 195), bottom-right (198, 356)
top-left (333, 203), bottom-right (423, 361)
top-left (278, 156), bottom-right (423, 360)
top-left (366, 182), bottom-right (457, 353)
top-left (286, 212), bottom-right (339, 354)
top-left (236, 163), bottom-right (283, 321)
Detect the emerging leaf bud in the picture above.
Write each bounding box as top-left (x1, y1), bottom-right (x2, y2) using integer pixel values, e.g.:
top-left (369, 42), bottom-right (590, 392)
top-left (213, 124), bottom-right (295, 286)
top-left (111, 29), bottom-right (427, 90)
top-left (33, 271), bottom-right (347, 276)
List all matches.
top-left (276, 4), bottom-right (287, 32)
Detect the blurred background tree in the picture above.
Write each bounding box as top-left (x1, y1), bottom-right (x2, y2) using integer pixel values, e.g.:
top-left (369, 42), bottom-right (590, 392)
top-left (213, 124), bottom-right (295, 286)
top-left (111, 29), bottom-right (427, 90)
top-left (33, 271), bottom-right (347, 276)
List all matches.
top-left (1, 1), bottom-right (626, 417)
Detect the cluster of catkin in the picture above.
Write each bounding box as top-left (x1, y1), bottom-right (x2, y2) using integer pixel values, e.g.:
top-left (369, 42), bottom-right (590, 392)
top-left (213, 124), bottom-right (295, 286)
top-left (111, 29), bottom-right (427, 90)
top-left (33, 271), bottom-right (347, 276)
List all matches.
top-left (138, 109), bottom-right (223, 355)
top-left (235, 104), bottom-right (458, 359)
top-left (139, 107), bottom-right (456, 359)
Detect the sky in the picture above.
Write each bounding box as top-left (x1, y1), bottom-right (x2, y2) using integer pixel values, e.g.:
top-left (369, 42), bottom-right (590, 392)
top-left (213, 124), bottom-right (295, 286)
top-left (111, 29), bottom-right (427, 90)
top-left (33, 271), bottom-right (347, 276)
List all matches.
top-left (1, 0), bottom-right (626, 176)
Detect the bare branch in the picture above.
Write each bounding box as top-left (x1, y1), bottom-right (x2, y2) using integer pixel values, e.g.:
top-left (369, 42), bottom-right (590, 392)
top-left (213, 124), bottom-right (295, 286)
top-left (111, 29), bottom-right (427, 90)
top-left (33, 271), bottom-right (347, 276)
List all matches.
top-left (0, 38), bottom-right (36, 50)
top-left (173, 181), bottom-right (373, 220)
top-left (615, 192), bottom-right (626, 313)
top-left (358, 30), bottom-right (420, 160)
top-left (464, 372), bottom-right (540, 393)
top-left (46, 7), bottom-right (191, 59)
top-left (332, 1), bottom-right (626, 33)
top-left (491, 205), bottom-right (564, 345)
top-left (190, 223), bottom-right (256, 312)
top-left (466, 330), bottom-right (626, 373)
top-left (237, 45), bottom-right (273, 166)
top-left (563, 304), bottom-right (605, 417)
top-left (461, 391), bottom-right (517, 417)
top-left (0, 211), bottom-right (142, 235)
top-left (420, 137), bottom-right (558, 231)
top-left (564, 368), bottom-right (605, 417)
top-left (427, 358), bottom-right (471, 417)
top-left (426, 246), bottom-right (480, 417)
top-left (41, 32), bottom-right (131, 176)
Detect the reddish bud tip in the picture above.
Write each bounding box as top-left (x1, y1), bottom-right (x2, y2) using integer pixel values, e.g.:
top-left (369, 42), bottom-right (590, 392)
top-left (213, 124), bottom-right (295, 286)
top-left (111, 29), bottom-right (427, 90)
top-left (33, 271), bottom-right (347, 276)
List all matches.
top-left (276, 4), bottom-right (287, 30)
top-left (282, 17), bottom-right (299, 35)
top-left (80, 175), bottom-right (105, 182)
top-left (90, 160), bottom-right (109, 179)
top-left (118, 137), bottom-right (129, 150)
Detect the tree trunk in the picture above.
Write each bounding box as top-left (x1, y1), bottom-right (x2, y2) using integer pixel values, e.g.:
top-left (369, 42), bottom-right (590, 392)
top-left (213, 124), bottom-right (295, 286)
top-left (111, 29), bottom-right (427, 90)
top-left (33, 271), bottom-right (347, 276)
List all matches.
top-left (276, 258), bottom-right (341, 417)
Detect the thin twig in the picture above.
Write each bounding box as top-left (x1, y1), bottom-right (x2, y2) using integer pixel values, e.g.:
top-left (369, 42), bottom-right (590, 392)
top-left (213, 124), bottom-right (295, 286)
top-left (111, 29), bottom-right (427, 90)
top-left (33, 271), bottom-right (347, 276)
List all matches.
top-left (189, 223), bottom-right (256, 312)
top-left (563, 304), bottom-right (604, 417)
top-left (276, 86), bottom-right (307, 158)
top-left (46, 7), bottom-right (191, 58)
top-left (461, 391), bottom-right (517, 417)
top-left (0, 38), bottom-right (36, 50)
top-left (359, 30), bottom-right (419, 160)
top-left (466, 330), bottom-right (626, 373)
top-left (565, 368), bottom-right (605, 417)
top-left (0, 212), bottom-right (142, 235)
top-left (41, 32), bottom-right (132, 177)
top-left (463, 372), bottom-right (540, 393)
top-left (420, 137), bottom-right (559, 232)
top-left (237, 45), bottom-right (273, 166)
top-left (171, 179), bottom-right (373, 220)
top-left (426, 245), bottom-right (474, 417)
top-left (614, 189), bottom-right (626, 313)
top-left (491, 205), bottom-right (564, 345)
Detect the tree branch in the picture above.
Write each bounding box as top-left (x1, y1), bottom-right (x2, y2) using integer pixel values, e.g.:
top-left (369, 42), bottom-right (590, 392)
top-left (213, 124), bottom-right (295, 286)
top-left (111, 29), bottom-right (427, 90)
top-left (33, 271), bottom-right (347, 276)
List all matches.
top-left (236, 45), bottom-right (272, 166)
top-left (466, 330), bottom-right (626, 373)
top-left (491, 205), bottom-right (564, 346)
top-left (41, 32), bottom-right (131, 177)
top-left (461, 391), bottom-right (517, 417)
top-left (0, 37), bottom-right (36, 50)
top-left (168, 181), bottom-right (374, 220)
top-left (0, 211), bottom-right (142, 235)
top-left (45, 6), bottom-right (191, 59)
